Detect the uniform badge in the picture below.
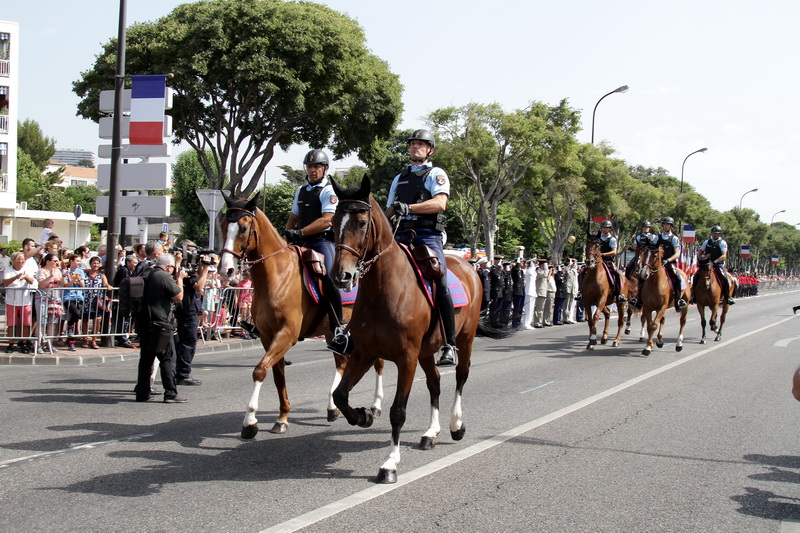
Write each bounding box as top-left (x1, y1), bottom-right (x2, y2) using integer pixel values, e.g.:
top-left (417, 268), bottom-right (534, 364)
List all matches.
top-left (330, 195), bottom-right (338, 204)
top-left (436, 176), bottom-right (446, 185)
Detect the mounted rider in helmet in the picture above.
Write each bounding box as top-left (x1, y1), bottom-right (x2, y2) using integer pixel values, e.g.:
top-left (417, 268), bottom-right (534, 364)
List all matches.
top-left (285, 149), bottom-right (350, 354)
top-left (657, 216), bottom-right (687, 311)
top-left (597, 220), bottom-right (627, 303)
top-left (691, 225), bottom-right (736, 306)
top-left (386, 129), bottom-right (457, 366)
top-left (625, 220), bottom-right (657, 280)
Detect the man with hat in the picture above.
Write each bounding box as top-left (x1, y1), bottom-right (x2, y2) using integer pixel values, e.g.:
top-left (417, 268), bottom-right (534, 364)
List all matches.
top-left (625, 220), bottom-right (656, 279)
top-left (692, 225), bottom-right (735, 305)
top-left (533, 257), bottom-right (552, 328)
top-left (598, 220), bottom-right (626, 303)
top-left (657, 216), bottom-right (687, 311)
top-left (476, 257), bottom-right (491, 312)
top-left (488, 256), bottom-right (505, 326)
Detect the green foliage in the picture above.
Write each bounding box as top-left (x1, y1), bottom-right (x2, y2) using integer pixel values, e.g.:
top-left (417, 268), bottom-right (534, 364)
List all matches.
top-left (64, 184), bottom-right (100, 214)
top-left (278, 165), bottom-right (306, 186)
top-left (17, 119), bottom-right (56, 172)
top-left (75, 159), bottom-right (95, 168)
top-left (73, 0), bottom-right (402, 198)
top-left (172, 150), bottom-right (216, 244)
top-left (257, 181), bottom-right (297, 229)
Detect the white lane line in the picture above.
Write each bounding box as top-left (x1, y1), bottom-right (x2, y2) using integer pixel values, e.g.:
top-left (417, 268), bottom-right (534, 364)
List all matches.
top-left (260, 313), bottom-right (797, 533)
top-left (0, 433), bottom-right (154, 469)
top-left (776, 337), bottom-right (800, 348)
top-left (520, 381), bottom-right (554, 394)
top-left (781, 519), bottom-right (800, 532)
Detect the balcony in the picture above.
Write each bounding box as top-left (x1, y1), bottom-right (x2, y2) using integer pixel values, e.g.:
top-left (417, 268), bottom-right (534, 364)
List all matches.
top-left (0, 114), bottom-right (6, 134)
top-left (0, 60), bottom-right (8, 77)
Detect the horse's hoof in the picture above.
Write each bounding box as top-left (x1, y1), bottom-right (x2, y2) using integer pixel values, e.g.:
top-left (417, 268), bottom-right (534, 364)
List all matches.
top-left (638, 337), bottom-right (646, 342)
top-left (641, 348), bottom-right (651, 356)
top-left (586, 344), bottom-right (595, 350)
top-left (675, 345), bottom-right (683, 352)
top-left (269, 422), bottom-right (288, 434)
top-left (589, 338), bottom-right (597, 346)
top-left (624, 328), bottom-right (631, 335)
top-left (656, 341), bottom-right (664, 348)
top-left (370, 406), bottom-right (382, 418)
top-left (358, 407), bottom-right (374, 428)
top-left (376, 468), bottom-right (397, 484)
top-left (699, 339), bottom-right (706, 345)
top-left (241, 424), bottom-right (259, 440)
top-left (327, 409), bottom-right (341, 422)
top-left (612, 341), bottom-right (619, 347)
top-left (714, 336), bottom-right (721, 342)
top-left (419, 436), bottom-right (436, 450)
top-left (600, 338), bottom-right (608, 345)
top-left (451, 423), bottom-right (466, 441)
top-left (711, 325), bottom-right (717, 332)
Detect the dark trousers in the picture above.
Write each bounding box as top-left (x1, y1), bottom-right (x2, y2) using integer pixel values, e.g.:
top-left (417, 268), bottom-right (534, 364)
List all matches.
top-left (553, 297), bottom-right (565, 324)
top-left (175, 313), bottom-right (199, 380)
top-left (512, 294), bottom-right (525, 326)
top-left (135, 325), bottom-right (179, 401)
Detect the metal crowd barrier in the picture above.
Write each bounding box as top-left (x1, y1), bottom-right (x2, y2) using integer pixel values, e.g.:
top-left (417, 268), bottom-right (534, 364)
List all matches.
top-left (202, 286), bottom-right (254, 342)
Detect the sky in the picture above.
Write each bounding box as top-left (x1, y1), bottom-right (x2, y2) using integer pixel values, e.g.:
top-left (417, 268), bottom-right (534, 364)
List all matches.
top-left (4, 0), bottom-right (800, 230)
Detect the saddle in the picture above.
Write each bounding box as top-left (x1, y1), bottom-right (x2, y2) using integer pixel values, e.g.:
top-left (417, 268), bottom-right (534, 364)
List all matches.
top-left (290, 246), bottom-right (358, 305)
top-left (398, 244), bottom-right (468, 309)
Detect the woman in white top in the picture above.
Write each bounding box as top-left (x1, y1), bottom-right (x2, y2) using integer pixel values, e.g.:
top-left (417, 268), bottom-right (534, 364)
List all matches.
top-left (3, 252), bottom-right (36, 353)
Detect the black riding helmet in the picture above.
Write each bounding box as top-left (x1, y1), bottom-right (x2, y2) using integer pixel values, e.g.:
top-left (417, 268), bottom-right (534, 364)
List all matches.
top-left (408, 129), bottom-right (435, 149)
top-left (662, 216), bottom-right (675, 225)
top-left (600, 220), bottom-right (613, 228)
top-left (642, 220), bottom-right (652, 228)
top-left (711, 225), bottom-right (723, 234)
top-left (303, 149), bottom-right (329, 167)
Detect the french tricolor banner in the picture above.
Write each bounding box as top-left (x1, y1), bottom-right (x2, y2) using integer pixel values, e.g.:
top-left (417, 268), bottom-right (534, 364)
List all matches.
top-left (682, 224), bottom-right (696, 243)
top-left (130, 75), bottom-right (167, 145)
top-left (772, 254), bottom-right (779, 265)
top-left (740, 245), bottom-right (750, 259)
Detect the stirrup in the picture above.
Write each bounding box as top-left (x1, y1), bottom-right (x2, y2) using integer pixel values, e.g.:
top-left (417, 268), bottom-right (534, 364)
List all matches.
top-left (616, 294), bottom-right (627, 303)
top-left (327, 325), bottom-right (353, 355)
top-left (436, 345), bottom-right (457, 366)
top-left (675, 298), bottom-right (687, 311)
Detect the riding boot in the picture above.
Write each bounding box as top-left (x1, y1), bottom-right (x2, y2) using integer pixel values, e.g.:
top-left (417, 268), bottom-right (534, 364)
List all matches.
top-left (721, 275), bottom-right (735, 305)
top-left (614, 271), bottom-right (627, 303)
top-left (323, 277), bottom-right (352, 355)
top-left (670, 269), bottom-right (686, 311)
top-left (435, 278), bottom-right (457, 367)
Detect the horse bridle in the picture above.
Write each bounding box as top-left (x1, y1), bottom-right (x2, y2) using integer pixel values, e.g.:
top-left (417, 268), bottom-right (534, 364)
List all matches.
top-left (335, 199), bottom-right (398, 280)
top-left (222, 207), bottom-right (290, 270)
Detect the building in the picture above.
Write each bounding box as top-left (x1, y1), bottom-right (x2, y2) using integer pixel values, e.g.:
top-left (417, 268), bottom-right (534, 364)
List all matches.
top-left (45, 162), bottom-right (98, 188)
top-left (51, 148), bottom-right (96, 167)
top-left (0, 20), bottom-right (102, 246)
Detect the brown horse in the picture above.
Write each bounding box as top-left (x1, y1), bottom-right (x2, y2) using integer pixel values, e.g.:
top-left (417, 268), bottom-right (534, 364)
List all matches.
top-left (219, 194), bottom-right (384, 438)
top-left (580, 239), bottom-right (627, 349)
top-left (637, 245), bottom-right (689, 356)
top-left (693, 254), bottom-right (736, 343)
top-left (328, 176), bottom-right (504, 484)
top-left (624, 247), bottom-right (647, 341)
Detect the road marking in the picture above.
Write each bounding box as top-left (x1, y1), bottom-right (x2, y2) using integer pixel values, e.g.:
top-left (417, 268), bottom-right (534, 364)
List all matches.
top-left (0, 433), bottom-right (154, 469)
top-left (776, 337), bottom-right (800, 348)
top-left (520, 381), bottom-right (554, 394)
top-left (260, 313), bottom-right (797, 533)
top-left (781, 519), bottom-right (800, 532)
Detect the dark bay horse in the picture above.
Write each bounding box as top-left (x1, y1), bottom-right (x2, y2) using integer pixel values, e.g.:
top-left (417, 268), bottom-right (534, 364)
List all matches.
top-left (328, 176), bottom-right (503, 484)
top-left (693, 254), bottom-right (736, 343)
top-left (624, 247), bottom-right (647, 342)
top-left (637, 245), bottom-right (689, 356)
top-left (219, 194), bottom-right (384, 438)
top-left (581, 239), bottom-right (627, 349)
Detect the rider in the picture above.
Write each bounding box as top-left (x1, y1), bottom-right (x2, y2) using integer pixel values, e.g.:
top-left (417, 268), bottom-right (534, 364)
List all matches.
top-left (386, 129), bottom-right (457, 366)
top-left (598, 220), bottom-right (627, 303)
top-left (284, 149), bottom-right (350, 354)
top-left (657, 216), bottom-right (687, 311)
top-left (624, 220), bottom-right (656, 279)
top-left (692, 225), bottom-right (736, 306)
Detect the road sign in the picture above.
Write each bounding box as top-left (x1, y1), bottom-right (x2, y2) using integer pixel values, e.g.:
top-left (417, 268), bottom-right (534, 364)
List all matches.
top-left (162, 223), bottom-right (169, 233)
top-left (97, 162), bottom-right (170, 191)
top-left (99, 88), bottom-right (174, 113)
top-left (196, 189), bottom-right (226, 216)
top-left (96, 195), bottom-right (170, 217)
top-left (73, 204), bottom-right (83, 219)
top-left (99, 116), bottom-right (172, 140)
top-left (97, 143), bottom-right (171, 159)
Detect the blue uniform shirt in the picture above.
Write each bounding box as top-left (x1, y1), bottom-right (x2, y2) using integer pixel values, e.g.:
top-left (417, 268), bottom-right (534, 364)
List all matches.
top-left (290, 177), bottom-right (338, 217)
top-left (386, 163), bottom-right (450, 214)
top-left (700, 237), bottom-right (728, 266)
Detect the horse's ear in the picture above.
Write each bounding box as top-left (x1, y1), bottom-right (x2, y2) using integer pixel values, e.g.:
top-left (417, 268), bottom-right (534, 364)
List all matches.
top-left (223, 191), bottom-right (233, 206)
top-left (246, 193), bottom-right (260, 212)
top-left (357, 174), bottom-right (372, 198)
top-left (330, 176), bottom-right (344, 197)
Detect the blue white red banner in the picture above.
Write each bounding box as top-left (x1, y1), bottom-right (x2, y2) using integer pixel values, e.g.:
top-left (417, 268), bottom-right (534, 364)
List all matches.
top-left (740, 245), bottom-right (751, 258)
top-left (682, 224), bottom-right (695, 243)
top-left (130, 75), bottom-right (167, 145)
top-left (772, 254), bottom-right (779, 265)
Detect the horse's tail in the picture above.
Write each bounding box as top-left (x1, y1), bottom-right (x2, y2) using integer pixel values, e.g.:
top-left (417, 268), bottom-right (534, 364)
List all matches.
top-left (476, 315), bottom-right (518, 339)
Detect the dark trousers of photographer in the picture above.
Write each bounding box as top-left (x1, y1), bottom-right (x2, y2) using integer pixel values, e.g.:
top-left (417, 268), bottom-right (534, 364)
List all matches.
top-left (175, 311), bottom-right (199, 381)
top-left (134, 319), bottom-right (179, 402)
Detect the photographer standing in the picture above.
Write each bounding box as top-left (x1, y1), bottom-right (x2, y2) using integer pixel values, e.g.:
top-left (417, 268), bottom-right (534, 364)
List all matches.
top-left (174, 255), bottom-right (210, 386)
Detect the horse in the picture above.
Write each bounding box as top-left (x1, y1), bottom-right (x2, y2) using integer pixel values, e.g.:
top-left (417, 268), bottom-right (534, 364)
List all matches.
top-left (580, 239), bottom-right (627, 349)
top-left (328, 175), bottom-right (508, 484)
top-left (693, 253), bottom-right (736, 343)
top-left (637, 245), bottom-right (689, 356)
top-left (624, 247), bottom-right (647, 342)
top-left (219, 194), bottom-right (384, 438)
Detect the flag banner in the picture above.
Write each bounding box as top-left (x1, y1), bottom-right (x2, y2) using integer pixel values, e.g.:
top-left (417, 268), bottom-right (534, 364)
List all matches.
top-left (741, 245), bottom-right (751, 259)
top-left (682, 224), bottom-right (696, 243)
top-left (592, 214), bottom-right (611, 223)
top-left (130, 75), bottom-right (167, 145)
top-left (772, 254), bottom-right (779, 265)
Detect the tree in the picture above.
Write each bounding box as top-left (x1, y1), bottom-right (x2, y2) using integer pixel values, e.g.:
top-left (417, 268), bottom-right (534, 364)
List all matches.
top-left (172, 150), bottom-right (216, 246)
top-left (17, 119), bottom-right (56, 171)
top-left (73, 0), bottom-right (403, 199)
top-left (75, 159), bottom-right (95, 168)
top-left (64, 184), bottom-right (101, 214)
top-left (258, 181), bottom-right (297, 229)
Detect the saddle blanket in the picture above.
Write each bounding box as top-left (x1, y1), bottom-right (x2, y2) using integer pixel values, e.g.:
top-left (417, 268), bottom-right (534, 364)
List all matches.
top-left (399, 244), bottom-right (469, 309)
top-left (298, 255), bottom-right (358, 305)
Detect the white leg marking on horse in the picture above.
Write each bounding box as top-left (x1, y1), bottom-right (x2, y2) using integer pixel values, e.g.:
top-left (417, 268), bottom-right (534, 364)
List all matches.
top-left (380, 442), bottom-right (401, 472)
top-left (422, 406), bottom-right (441, 439)
top-left (450, 390), bottom-right (463, 434)
top-left (372, 372), bottom-right (384, 412)
top-left (243, 380), bottom-right (263, 428)
top-left (589, 334), bottom-right (597, 341)
top-left (328, 371), bottom-right (342, 411)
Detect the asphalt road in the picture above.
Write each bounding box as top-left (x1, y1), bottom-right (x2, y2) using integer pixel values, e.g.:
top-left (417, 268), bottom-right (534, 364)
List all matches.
top-left (2, 289), bottom-right (800, 532)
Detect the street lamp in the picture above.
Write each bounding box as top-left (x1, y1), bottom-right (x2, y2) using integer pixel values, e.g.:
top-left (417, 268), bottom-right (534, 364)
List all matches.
top-left (591, 85), bottom-right (629, 145)
top-left (680, 147), bottom-right (707, 194)
top-left (739, 188), bottom-right (758, 209)
top-left (771, 210), bottom-right (786, 224)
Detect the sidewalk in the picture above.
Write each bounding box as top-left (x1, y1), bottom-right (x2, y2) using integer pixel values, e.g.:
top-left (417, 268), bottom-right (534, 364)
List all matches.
top-left (0, 336), bottom-right (263, 366)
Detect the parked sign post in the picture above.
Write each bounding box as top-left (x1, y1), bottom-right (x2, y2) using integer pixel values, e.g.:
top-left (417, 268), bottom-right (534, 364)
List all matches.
top-left (196, 190), bottom-right (226, 251)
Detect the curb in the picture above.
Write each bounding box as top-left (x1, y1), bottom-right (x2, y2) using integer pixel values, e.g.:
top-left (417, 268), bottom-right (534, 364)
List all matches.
top-left (0, 338), bottom-right (263, 366)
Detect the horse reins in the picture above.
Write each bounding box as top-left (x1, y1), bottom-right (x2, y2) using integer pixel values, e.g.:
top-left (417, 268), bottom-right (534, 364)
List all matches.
top-left (222, 207), bottom-right (290, 272)
top-left (335, 198), bottom-right (400, 278)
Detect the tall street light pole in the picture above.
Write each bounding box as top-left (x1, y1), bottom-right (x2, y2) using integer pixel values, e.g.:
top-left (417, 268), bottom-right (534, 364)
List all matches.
top-left (771, 209), bottom-right (786, 224)
top-left (680, 147), bottom-right (707, 194)
top-left (739, 188), bottom-right (758, 209)
top-left (588, 84), bottom-right (629, 236)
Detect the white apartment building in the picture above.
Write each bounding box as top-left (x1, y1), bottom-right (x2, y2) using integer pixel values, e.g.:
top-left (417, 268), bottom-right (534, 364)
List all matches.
top-left (0, 20), bottom-right (102, 247)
